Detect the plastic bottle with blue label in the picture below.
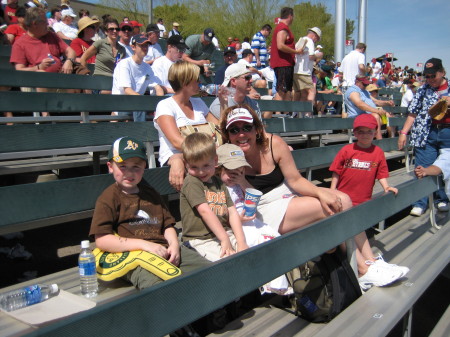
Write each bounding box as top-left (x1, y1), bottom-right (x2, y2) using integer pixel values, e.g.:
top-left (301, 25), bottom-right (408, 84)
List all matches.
top-left (78, 240), bottom-right (98, 298)
top-left (0, 283), bottom-right (58, 312)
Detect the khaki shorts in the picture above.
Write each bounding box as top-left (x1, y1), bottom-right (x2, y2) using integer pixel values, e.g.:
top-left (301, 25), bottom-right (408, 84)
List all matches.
top-left (293, 74), bottom-right (314, 91)
top-left (184, 230), bottom-right (237, 262)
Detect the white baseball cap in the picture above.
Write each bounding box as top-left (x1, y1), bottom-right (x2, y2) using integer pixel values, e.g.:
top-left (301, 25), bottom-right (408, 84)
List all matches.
top-left (61, 8), bottom-right (76, 18)
top-left (226, 107), bottom-right (254, 129)
top-left (222, 63), bottom-right (251, 87)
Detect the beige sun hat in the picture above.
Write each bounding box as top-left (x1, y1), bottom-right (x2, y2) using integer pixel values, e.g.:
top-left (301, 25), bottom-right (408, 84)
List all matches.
top-left (77, 16), bottom-right (100, 37)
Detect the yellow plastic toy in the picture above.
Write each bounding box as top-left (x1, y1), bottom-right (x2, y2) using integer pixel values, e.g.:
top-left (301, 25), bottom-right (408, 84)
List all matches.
top-left (93, 248), bottom-right (182, 282)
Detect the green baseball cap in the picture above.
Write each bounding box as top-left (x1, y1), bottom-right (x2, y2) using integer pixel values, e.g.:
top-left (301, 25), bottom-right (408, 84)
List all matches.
top-left (108, 136), bottom-right (147, 163)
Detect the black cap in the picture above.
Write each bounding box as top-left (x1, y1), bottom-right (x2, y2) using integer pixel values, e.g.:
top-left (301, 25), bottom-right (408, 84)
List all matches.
top-left (223, 46), bottom-right (236, 55)
top-left (146, 23), bottom-right (160, 33)
top-left (167, 35), bottom-right (189, 51)
top-left (423, 58), bottom-right (443, 75)
top-left (203, 28), bottom-right (215, 42)
top-left (241, 49), bottom-right (254, 57)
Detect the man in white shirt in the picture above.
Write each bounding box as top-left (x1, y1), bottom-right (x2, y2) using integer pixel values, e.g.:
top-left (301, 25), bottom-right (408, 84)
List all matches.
top-left (144, 24), bottom-right (163, 65)
top-left (293, 27), bottom-right (322, 103)
top-left (53, 8), bottom-right (78, 41)
top-left (152, 35), bottom-right (188, 94)
top-left (156, 18), bottom-right (166, 38)
top-left (340, 42), bottom-right (366, 87)
top-left (370, 58), bottom-right (382, 79)
top-left (118, 21), bottom-right (133, 58)
top-left (400, 78), bottom-right (419, 107)
top-left (113, 34), bottom-right (164, 122)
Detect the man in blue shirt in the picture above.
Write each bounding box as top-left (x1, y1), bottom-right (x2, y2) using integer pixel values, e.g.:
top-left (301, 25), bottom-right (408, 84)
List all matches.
top-left (251, 24), bottom-right (271, 69)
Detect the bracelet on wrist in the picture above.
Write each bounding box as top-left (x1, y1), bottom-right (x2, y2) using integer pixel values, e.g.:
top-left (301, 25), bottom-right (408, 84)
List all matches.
top-left (400, 131), bottom-right (408, 135)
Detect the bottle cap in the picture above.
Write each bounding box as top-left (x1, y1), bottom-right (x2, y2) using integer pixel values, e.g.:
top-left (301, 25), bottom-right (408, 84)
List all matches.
top-left (81, 240), bottom-right (90, 249)
top-left (50, 284), bottom-right (59, 293)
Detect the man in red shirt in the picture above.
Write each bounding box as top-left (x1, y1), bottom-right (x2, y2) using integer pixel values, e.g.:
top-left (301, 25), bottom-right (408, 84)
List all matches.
top-left (270, 7), bottom-right (302, 101)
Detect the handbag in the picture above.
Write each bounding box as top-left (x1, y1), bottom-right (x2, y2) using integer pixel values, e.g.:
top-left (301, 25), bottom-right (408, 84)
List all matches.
top-left (179, 122), bottom-right (223, 147)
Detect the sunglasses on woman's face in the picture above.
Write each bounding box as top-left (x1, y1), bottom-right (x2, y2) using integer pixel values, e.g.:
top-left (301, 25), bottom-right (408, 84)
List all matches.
top-left (107, 27), bottom-right (120, 32)
top-left (425, 74), bottom-right (436, 79)
top-left (228, 124), bottom-right (254, 135)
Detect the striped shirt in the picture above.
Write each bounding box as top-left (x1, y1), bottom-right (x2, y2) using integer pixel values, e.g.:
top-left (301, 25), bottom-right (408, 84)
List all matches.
top-left (251, 31), bottom-right (268, 68)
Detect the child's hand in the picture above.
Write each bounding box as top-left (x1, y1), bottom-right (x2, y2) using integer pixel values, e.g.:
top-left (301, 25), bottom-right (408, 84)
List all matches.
top-left (142, 241), bottom-right (168, 259)
top-left (385, 186), bottom-right (398, 195)
top-left (227, 167), bottom-right (247, 187)
top-left (166, 243), bottom-right (181, 266)
top-left (240, 209), bottom-right (256, 223)
top-left (415, 166), bottom-right (427, 178)
top-left (220, 239), bottom-right (236, 258)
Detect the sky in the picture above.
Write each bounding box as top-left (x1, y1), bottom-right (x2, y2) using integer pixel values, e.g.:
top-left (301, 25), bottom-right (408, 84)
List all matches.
top-left (81, 0), bottom-right (450, 71)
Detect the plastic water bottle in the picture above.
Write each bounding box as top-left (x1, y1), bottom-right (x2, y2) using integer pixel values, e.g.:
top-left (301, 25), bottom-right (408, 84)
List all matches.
top-left (78, 240), bottom-right (98, 298)
top-left (0, 283), bottom-right (59, 312)
top-left (200, 84), bottom-right (220, 96)
top-left (47, 53), bottom-right (55, 64)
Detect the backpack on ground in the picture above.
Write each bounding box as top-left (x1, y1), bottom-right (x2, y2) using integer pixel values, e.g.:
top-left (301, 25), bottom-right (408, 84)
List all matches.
top-left (287, 249), bottom-right (361, 323)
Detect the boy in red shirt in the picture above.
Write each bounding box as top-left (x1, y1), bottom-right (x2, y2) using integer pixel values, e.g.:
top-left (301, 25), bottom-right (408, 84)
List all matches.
top-left (330, 114), bottom-right (408, 290)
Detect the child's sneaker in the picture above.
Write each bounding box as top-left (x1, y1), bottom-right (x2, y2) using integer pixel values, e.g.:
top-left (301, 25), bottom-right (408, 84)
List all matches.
top-left (410, 206), bottom-right (425, 217)
top-left (373, 254), bottom-right (410, 278)
top-left (358, 260), bottom-right (403, 291)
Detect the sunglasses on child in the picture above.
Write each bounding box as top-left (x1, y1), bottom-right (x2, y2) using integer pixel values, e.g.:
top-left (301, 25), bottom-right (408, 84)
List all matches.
top-left (228, 124), bottom-right (254, 135)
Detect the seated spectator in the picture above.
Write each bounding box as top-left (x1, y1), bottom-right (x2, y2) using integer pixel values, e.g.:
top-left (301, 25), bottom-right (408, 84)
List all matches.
top-left (117, 21), bottom-right (133, 58)
top-left (400, 78), bottom-right (420, 108)
top-left (214, 46), bottom-right (237, 85)
top-left (80, 17), bottom-right (126, 92)
top-left (112, 34), bottom-right (164, 122)
top-left (153, 61), bottom-right (219, 191)
top-left (70, 16), bottom-right (99, 63)
top-left (53, 7), bottom-right (77, 42)
top-left (47, 5), bottom-right (61, 29)
top-left (4, 6), bottom-right (25, 44)
top-left (209, 63), bottom-right (262, 120)
top-left (143, 23), bottom-right (163, 65)
top-left (237, 49), bottom-right (266, 88)
top-left (78, 8), bottom-right (89, 19)
top-left (344, 75), bottom-right (394, 139)
top-left (129, 20), bottom-right (143, 35)
top-left (152, 34), bottom-right (188, 94)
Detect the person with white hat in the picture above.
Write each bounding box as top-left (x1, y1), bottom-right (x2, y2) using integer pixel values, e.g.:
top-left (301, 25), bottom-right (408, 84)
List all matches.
top-left (209, 63), bottom-right (262, 120)
top-left (53, 7), bottom-right (77, 41)
top-left (168, 22), bottom-right (180, 38)
top-left (293, 27), bottom-right (322, 105)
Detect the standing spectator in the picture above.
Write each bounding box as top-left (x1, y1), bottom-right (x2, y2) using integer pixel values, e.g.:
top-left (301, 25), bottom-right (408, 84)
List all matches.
top-left (80, 17), bottom-right (126, 87)
top-left (341, 42), bottom-right (366, 87)
top-left (156, 17), bottom-right (166, 38)
top-left (4, 6), bottom-right (25, 44)
top-left (251, 24), bottom-right (271, 69)
top-left (117, 21), bottom-right (133, 58)
top-left (241, 36), bottom-right (250, 50)
top-left (370, 58), bottom-right (382, 79)
top-left (53, 7), bottom-right (77, 42)
top-left (398, 58), bottom-right (450, 216)
top-left (168, 22), bottom-right (180, 38)
top-left (293, 27), bottom-right (322, 104)
top-left (270, 7), bottom-right (300, 101)
top-left (152, 34), bottom-right (188, 94)
top-left (213, 46), bottom-right (237, 85)
top-left (4, 0), bottom-right (18, 24)
top-left (143, 23), bottom-right (163, 65)
top-left (112, 34), bottom-right (164, 122)
top-left (182, 28), bottom-right (215, 74)
top-left (47, 6), bottom-right (61, 28)
top-left (400, 78), bottom-right (419, 108)
top-left (382, 57), bottom-right (393, 76)
top-left (70, 16), bottom-right (99, 63)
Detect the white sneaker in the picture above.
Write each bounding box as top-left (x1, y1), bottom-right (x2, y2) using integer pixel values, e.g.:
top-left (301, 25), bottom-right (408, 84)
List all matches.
top-left (373, 254), bottom-right (410, 278)
top-left (437, 202), bottom-right (449, 212)
top-left (358, 261), bottom-right (403, 291)
top-left (410, 206), bottom-right (425, 217)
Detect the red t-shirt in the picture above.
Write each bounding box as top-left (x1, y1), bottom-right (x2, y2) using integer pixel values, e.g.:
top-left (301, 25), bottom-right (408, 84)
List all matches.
top-left (10, 32), bottom-right (68, 73)
top-left (5, 5), bottom-right (18, 24)
top-left (382, 61), bottom-right (392, 75)
top-left (329, 143), bottom-right (389, 206)
top-left (270, 22), bottom-right (295, 68)
top-left (4, 24), bottom-right (25, 44)
top-left (71, 38), bottom-right (96, 63)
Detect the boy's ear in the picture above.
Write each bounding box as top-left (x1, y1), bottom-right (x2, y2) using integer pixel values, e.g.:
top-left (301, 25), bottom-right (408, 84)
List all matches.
top-left (107, 161), bottom-right (114, 174)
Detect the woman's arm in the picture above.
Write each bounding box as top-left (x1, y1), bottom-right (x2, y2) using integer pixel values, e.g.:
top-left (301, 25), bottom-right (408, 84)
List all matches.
top-left (80, 44), bottom-right (97, 68)
top-left (155, 115), bottom-right (185, 151)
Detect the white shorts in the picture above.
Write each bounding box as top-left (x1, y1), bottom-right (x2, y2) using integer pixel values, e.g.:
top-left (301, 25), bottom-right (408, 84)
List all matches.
top-left (185, 230), bottom-right (237, 262)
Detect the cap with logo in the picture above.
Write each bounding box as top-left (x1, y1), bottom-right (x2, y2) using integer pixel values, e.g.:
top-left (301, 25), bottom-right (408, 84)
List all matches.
top-left (222, 63), bottom-right (251, 87)
top-left (203, 28), bottom-right (215, 42)
top-left (423, 58), bottom-right (443, 75)
top-left (353, 114), bottom-right (377, 130)
top-left (108, 137), bottom-right (147, 163)
top-left (223, 46), bottom-right (236, 55)
top-left (119, 21), bottom-right (132, 29)
top-left (167, 35), bottom-right (188, 51)
top-left (226, 107), bottom-right (254, 129)
top-left (217, 144), bottom-right (251, 170)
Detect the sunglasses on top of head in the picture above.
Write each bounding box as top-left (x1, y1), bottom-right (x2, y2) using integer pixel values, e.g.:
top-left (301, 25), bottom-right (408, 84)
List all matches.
top-left (228, 124), bottom-right (254, 135)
